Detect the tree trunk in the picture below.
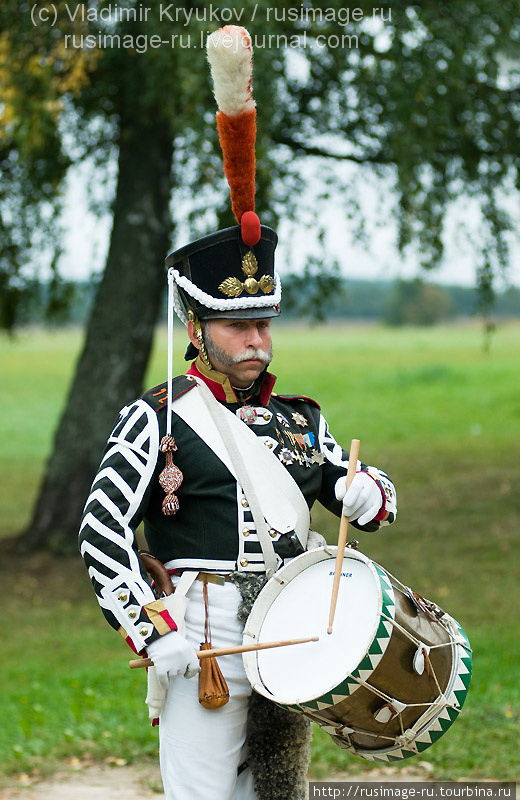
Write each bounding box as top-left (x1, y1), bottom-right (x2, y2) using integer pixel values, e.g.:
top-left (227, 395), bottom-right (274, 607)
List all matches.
top-left (20, 116), bottom-right (174, 551)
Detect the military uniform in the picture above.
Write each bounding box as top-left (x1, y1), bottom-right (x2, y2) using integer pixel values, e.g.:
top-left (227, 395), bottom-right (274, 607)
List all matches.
top-left (79, 357), bottom-right (396, 657)
top-left (80, 358), bottom-right (396, 800)
top-left (79, 356), bottom-right (397, 800)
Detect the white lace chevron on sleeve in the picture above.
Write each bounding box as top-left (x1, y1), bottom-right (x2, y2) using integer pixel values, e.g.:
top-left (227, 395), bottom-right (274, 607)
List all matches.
top-left (318, 414), bottom-right (355, 469)
top-left (79, 399), bottom-right (161, 652)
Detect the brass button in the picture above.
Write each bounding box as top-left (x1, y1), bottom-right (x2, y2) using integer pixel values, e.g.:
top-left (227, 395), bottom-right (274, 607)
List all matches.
top-left (241, 498), bottom-right (249, 508)
top-left (128, 611), bottom-right (137, 619)
top-left (269, 529), bottom-right (278, 538)
top-left (139, 626), bottom-right (150, 637)
top-left (265, 441), bottom-right (274, 449)
top-left (240, 558), bottom-right (249, 567)
top-left (242, 528), bottom-right (250, 537)
top-left (263, 412), bottom-right (271, 421)
top-left (117, 592), bottom-right (128, 602)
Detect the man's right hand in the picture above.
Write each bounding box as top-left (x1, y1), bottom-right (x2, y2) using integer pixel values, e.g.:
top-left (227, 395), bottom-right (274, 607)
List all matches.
top-left (147, 631), bottom-right (200, 688)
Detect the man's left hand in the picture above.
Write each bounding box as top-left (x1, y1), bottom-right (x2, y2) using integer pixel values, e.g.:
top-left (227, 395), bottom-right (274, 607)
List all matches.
top-left (335, 472), bottom-right (383, 526)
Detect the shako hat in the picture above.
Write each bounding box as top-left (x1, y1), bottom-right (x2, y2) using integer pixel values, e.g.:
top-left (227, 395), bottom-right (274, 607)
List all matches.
top-left (166, 26), bottom-right (281, 325)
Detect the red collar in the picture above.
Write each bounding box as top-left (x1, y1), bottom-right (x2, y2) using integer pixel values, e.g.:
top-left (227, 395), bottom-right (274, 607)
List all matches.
top-left (186, 357), bottom-right (277, 405)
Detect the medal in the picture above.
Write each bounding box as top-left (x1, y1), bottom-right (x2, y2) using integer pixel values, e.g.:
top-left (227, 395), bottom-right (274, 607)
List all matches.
top-left (309, 449), bottom-right (325, 465)
top-left (238, 406), bottom-right (272, 425)
top-left (291, 412), bottom-right (308, 427)
top-left (278, 448), bottom-right (295, 465)
top-left (294, 433), bottom-right (306, 450)
top-left (238, 406), bottom-right (257, 424)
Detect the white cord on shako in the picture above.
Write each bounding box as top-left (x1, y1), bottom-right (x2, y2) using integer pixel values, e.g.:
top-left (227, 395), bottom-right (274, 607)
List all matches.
top-left (171, 276), bottom-right (189, 326)
top-left (171, 268), bottom-right (282, 311)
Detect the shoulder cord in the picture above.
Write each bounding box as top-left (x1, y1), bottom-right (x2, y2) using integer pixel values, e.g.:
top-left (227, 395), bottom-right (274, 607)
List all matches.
top-left (195, 379), bottom-right (280, 579)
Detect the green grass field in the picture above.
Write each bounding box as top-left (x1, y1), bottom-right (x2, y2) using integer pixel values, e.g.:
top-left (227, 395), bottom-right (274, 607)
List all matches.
top-left (1, 322), bottom-right (519, 784)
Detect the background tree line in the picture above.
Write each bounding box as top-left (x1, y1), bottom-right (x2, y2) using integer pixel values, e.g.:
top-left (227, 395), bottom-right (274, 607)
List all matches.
top-left (1, 0), bottom-right (518, 549)
top-left (14, 276), bottom-right (520, 327)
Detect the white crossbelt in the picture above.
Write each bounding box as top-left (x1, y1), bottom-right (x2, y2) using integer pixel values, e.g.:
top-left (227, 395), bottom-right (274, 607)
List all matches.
top-left (173, 378), bottom-right (311, 577)
top-left (196, 379), bottom-right (279, 577)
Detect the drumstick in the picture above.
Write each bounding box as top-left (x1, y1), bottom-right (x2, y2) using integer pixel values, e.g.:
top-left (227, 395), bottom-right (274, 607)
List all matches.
top-left (129, 636), bottom-right (319, 669)
top-left (327, 438), bottom-right (361, 634)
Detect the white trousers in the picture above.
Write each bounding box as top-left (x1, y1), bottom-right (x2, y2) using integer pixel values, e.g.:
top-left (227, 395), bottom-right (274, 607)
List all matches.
top-left (159, 578), bottom-right (257, 800)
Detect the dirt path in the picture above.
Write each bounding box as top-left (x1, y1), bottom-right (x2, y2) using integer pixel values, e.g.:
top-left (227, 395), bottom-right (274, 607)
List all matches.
top-left (0, 763), bottom-right (163, 800)
top-left (0, 762), bottom-right (435, 799)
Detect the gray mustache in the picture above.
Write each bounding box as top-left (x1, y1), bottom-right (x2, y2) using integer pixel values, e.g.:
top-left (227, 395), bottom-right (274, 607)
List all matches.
top-left (233, 349), bottom-right (271, 364)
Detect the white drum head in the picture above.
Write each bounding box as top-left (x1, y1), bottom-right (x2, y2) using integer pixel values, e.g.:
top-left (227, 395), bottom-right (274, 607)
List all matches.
top-left (244, 550), bottom-right (382, 705)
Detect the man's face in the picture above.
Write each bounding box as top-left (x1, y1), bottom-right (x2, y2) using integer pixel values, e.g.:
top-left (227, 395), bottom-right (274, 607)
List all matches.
top-left (202, 318), bottom-right (273, 387)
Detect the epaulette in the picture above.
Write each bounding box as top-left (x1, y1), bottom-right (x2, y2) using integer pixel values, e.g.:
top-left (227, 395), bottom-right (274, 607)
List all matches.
top-left (141, 375), bottom-right (196, 413)
top-left (271, 392), bottom-right (321, 410)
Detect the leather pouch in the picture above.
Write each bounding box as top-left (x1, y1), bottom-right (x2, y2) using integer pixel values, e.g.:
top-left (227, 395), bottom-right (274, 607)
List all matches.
top-left (198, 580), bottom-right (230, 709)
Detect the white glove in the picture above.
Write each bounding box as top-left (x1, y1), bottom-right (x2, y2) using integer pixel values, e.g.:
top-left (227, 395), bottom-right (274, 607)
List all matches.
top-left (145, 665), bottom-right (167, 721)
top-left (335, 472), bottom-right (382, 526)
top-left (147, 631), bottom-right (200, 689)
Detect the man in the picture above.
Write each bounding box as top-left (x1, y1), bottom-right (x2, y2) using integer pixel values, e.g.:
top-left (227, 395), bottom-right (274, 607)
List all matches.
top-left (79, 230), bottom-right (397, 799)
top-left (79, 25), bottom-right (397, 800)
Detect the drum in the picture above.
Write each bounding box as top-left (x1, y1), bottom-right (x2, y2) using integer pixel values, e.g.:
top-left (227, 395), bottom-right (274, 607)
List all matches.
top-left (242, 546), bottom-right (472, 762)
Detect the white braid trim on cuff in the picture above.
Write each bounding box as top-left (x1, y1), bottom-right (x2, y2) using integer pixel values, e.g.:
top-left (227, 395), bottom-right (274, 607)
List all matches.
top-left (171, 269), bottom-right (282, 315)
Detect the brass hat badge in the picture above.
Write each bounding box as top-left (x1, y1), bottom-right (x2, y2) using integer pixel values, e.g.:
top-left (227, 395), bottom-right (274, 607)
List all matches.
top-left (218, 251), bottom-right (275, 298)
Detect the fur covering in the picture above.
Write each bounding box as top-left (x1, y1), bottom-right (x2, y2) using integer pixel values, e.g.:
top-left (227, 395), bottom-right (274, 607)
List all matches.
top-left (216, 109), bottom-right (256, 221)
top-left (206, 26), bottom-right (256, 116)
top-left (206, 26), bottom-right (257, 222)
top-left (229, 572), bottom-right (311, 800)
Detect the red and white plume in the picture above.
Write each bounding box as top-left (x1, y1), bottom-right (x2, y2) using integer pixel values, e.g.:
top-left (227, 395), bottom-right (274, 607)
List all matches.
top-left (206, 26), bottom-right (260, 247)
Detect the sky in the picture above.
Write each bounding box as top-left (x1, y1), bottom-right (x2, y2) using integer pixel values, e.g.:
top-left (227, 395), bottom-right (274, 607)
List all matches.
top-left (59, 156), bottom-right (520, 291)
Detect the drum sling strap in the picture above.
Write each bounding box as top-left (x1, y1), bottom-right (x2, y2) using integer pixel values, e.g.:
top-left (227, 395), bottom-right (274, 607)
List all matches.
top-left (173, 381), bottom-right (312, 797)
top-left (195, 383), bottom-right (312, 797)
top-left (196, 378), bottom-right (279, 577)
top-left (192, 378), bottom-right (310, 577)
